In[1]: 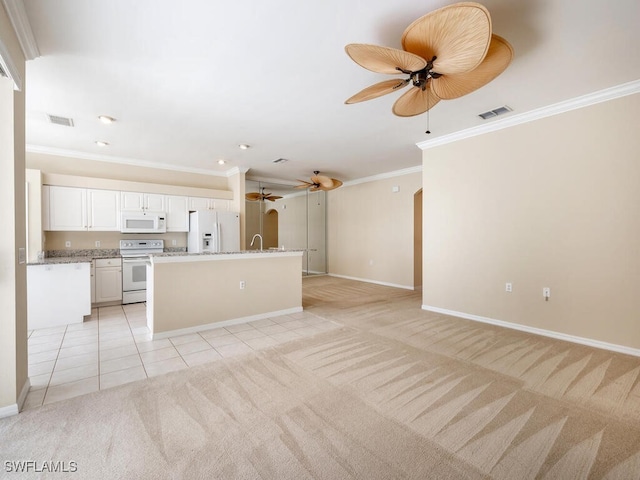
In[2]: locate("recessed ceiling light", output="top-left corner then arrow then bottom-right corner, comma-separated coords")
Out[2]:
217,159 -> 226,165
98,115 -> 116,124
238,144 -> 250,150
95,141 -> 109,147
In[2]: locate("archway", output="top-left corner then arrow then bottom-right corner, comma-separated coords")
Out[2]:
263,208 -> 279,249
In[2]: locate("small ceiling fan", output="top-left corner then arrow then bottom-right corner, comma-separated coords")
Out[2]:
245,187 -> 283,202
296,171 -> 343,192
344,2 -> 513,120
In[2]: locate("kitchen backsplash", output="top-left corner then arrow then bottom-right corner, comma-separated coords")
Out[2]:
44,231 -> 188,251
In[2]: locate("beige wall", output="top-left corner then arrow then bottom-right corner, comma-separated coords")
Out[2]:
27,152 -> 230,190
422,93 -> 640,350
0,4 -> 28,413
148,254 -> 302,334
327,172 -> 422,289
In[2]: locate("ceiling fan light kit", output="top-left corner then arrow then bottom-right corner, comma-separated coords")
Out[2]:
344,2 -> 513,126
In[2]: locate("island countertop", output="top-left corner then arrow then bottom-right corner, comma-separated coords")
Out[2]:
149,249 -> 304,263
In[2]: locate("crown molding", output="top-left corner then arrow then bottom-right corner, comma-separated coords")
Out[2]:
342,165 -> 422,187
1,0 -> 39,60
225,166 -> 249,177
26,144 -> 231,177
417,80 -> 640,151
0,35 -> 22,90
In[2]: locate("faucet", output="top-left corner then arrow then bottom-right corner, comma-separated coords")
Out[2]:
250,233 -> 263,251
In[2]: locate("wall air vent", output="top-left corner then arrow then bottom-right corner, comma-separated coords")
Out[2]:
478,105 -> 512,120
273,158 -> 288,164
47,114 -> 74,127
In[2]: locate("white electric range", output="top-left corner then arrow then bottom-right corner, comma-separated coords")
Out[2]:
119,239 -> 164,304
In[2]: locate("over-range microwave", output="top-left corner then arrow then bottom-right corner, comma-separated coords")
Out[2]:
120,211 -> 167,233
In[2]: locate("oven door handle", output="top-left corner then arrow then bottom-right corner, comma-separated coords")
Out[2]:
122,257 -> 150,264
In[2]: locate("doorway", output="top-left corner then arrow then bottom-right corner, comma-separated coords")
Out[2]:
414,189 -> 423,290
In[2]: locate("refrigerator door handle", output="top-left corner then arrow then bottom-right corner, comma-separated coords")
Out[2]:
217,222 -> 221,253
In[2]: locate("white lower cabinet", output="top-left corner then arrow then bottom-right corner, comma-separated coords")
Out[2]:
94,258 -> 122,304
27,262 -> 91,330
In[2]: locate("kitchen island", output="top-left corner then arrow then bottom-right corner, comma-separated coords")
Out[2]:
146,250 -> 303,338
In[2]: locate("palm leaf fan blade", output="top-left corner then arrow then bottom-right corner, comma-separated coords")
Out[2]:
392,85 -> 441,117
401,2 -> 491,76
345,44 -> 427,74
431,35 -> 513,99
245,192 -> 262,201
312,174 -> 335,189
346,79 -> 410,104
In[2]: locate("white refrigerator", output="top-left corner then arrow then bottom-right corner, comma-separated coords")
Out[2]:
188,211 -> 240,253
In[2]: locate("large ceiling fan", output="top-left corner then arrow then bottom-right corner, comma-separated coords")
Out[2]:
296,171 -> 343,192
344,2 -> 513,121
245,187 -> 283,202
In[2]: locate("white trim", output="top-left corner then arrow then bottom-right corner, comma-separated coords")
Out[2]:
0,378 -> 29,418
1,0 -> 39,60
225,166 -> 249,177
247,166 -> 423,191
0,35 -> 22,91
26,144 -> 231,177
151,306 -> 303,340
421,305 -> 640,357
341,165 -> 423,187
0,403 -> 18,418
417,80 -> 640,151
328,273 -> 414,291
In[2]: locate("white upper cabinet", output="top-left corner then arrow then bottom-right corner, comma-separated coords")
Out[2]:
47,186 -> 120,232
165,195 -> 189,232
121,191 -> 166,212
87,189 -> 120,231
188,197 -> 229,212
48,186 -> 87,231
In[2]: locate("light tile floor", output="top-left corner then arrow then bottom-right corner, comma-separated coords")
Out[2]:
24,303 -> 339,410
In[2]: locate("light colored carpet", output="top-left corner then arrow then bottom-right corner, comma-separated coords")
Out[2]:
1,276 -> 639,479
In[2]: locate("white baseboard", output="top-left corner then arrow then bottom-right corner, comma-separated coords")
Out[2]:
328,273 -> 414,291
151,307 -> 303,340
422,305 -> 640,357
0,378 -> 30,418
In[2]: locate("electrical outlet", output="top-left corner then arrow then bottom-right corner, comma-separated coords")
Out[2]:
95,241 -> 101,248
172,239 -> 177,246
369,259 -> 374,266
239,280 -> 246,290
543,287 -> 551,300
505,282 -> 512,293
65,241 -> 71,248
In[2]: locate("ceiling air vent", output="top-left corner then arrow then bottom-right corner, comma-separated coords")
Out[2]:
478,105 -> 512,120
47,114 -> 74,127
273,158 -> 288,164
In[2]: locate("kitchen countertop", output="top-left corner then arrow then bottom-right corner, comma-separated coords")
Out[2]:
151,249 -> 302,257
28,256 -> 96,266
